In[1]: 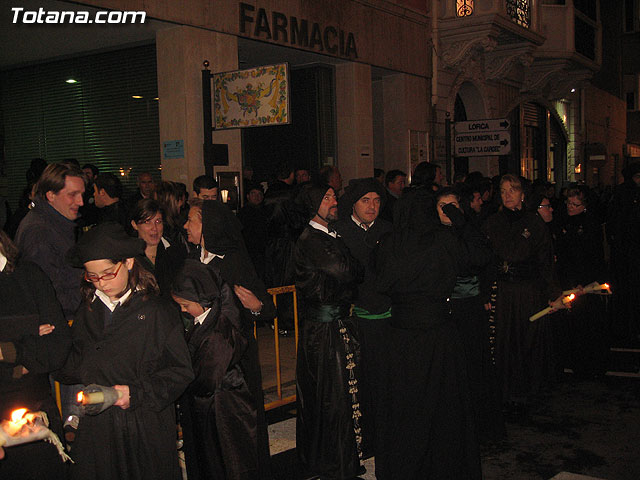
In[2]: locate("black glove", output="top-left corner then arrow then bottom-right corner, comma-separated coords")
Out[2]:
442,203 -> 466,228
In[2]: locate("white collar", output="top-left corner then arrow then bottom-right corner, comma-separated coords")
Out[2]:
194,308 -> 211,326
351,214 -> 374,230
309,220 -> 337,238
160,237 -> 170,249
0,252 -> 7,272
95,288 -> 133,312
200,249 -> 225,265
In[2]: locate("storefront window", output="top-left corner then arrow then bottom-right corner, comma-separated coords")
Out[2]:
456,0 -> 474,17
507,0 -> 531,28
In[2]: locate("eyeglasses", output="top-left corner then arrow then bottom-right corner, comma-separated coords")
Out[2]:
84,262 -> 123,283
538,204 -> 553,209
566,201 -> 583,208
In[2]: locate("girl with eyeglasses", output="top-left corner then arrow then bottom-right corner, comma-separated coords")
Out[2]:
55,222 -> 193,480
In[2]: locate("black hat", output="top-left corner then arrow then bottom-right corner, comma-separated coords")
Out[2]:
337,177 -> 386,219
171,259 -> 223,309
295,182 -> 333,219
66,222 -> 145,267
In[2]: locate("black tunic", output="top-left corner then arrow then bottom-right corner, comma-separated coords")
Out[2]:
375,190 -> 487,480
483,208 -> 559,399
56,292 -> 194,480
136,239 -> 186,297
0,260 -> 71,480
293,225 -> 364,480
182,279 -> 258,480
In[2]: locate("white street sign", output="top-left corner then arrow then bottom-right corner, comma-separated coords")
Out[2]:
454,118 -> 511,156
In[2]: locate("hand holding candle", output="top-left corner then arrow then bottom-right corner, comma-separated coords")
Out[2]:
77,384 -> 124,415
529,293 -> 576,322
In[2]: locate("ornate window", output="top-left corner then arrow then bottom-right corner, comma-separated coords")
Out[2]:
507,0 -> 531,28
456,0 -> 474,17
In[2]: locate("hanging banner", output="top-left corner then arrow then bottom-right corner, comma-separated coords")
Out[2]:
213,62 -> 290,129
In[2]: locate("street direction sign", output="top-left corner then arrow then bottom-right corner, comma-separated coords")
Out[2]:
454,118 -> 511,156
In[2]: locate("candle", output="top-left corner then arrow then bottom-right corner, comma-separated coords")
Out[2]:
562,281 -> 612,297
529,293 -> 576,322
0,408 -> 49,447
77,390 -> 106,405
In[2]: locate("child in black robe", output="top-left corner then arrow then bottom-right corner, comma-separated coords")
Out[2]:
57,222 -> 194,480
172,259 -> 258,480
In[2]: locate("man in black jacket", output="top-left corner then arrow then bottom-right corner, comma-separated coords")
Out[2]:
14,161 -> 86,440
332,177 -> 392,460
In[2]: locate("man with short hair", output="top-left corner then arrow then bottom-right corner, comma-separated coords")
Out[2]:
293,182 -> 364,479
380,169 -> 406,222
93,173 -> 128,227
295,168 -> 311,185
318,165 -> 343,194
15,161 -> 86,441
16,162 -> 85,320
126,172 -> 156,210
332,177 -> 392,460
193,175 -> 219,200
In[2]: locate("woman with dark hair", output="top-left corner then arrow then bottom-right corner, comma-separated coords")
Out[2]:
130,199 -> 187,296
483,174 -> 561,412
556,186 -> 608,376
172,259 -> 258,480
411,161 -> 444,190
155,181 -> 189,253
56,222 -> 193,480
375,186 -> 490,479
0,230 -> 71,479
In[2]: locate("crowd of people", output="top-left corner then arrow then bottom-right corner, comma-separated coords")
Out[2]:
0,156 -> 638,480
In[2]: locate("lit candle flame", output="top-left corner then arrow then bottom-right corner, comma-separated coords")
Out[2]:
77,391 -> 84,403
603,283 -> 609,289
568,293 -> 575,301
10,409 -> 27,423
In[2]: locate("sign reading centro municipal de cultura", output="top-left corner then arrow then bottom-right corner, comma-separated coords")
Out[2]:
454,119 -> 511,157
239,3 -> 358,59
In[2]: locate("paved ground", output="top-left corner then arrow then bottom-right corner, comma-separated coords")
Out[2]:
257,328 -> 640,480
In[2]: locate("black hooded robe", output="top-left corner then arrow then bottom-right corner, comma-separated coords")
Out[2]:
199,200 -> 275,480
56,292 -> 194,480
293,222 -> 364,480
175,262 -> 258,480
374,187 -> 485,480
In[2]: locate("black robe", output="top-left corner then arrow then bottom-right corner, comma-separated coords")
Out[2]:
200,200 -> 274,479
136,239 -> 187,297
331,216 -> 392,458
182,278 -> 258,480
293,224 -> 364,480
483,208 -> 560,400
374,189 -> 487,480
56,292 -> 194,480
555,211 -> 608,375
0,260 -> 71,480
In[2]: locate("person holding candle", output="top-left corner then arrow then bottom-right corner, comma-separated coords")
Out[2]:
483,174 -> 561,415
0,230 -> 71,479
555,186 -> 608,377
171,259 -> 258,480
56,222 -> 194,480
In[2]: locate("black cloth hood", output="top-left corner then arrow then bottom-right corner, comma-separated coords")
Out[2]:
66,221 -> 145,267
337,177 -> 386,220
295,182 -> 333,220
171,259 -> 222,309
201,200 -> 244,255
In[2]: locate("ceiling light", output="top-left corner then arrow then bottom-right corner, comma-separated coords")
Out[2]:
131,95 -> 143,99
570,88 -> 576,93
66,79 -> 78,84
